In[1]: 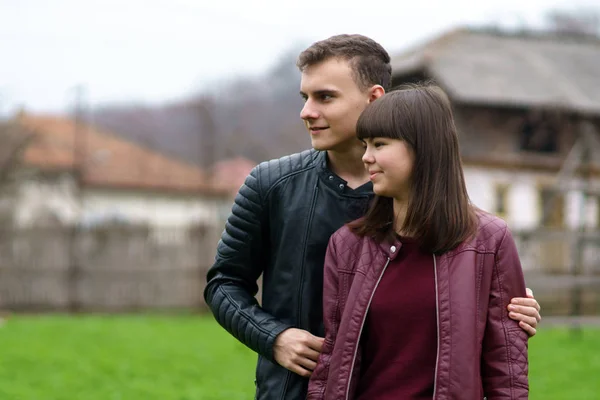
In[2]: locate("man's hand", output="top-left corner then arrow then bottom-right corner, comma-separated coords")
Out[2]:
273,328 -> 324,377
508,287 -> 541,337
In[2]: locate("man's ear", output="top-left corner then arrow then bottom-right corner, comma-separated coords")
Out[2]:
368,85 -> 385,103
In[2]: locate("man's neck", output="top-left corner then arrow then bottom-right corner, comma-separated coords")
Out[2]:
326,144 -> 369,189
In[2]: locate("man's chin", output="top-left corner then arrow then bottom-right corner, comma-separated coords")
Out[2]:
310,138 -> 330,151
311,136 -> 358,152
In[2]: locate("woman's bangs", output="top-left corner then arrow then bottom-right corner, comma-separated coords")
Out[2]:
356,99 -> 400,140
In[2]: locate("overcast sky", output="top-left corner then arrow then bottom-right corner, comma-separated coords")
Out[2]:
0,0 -> 596,115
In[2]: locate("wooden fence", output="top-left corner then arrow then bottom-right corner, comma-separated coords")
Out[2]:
0,224 -> 219,312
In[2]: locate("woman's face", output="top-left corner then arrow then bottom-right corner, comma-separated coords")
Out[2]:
361,137 -> 415,199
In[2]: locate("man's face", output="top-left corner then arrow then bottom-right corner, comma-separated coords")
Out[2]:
300,58 -> 372,152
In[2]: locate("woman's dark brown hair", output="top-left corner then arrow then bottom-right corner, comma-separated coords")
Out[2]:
349,83 -> 477,254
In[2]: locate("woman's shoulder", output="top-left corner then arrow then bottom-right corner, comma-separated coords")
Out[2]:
466,209 -> 511,250
328,224 -> 383,272
330,224 -> 366,246
457,208 -> 510,252
329,224 -> 382,258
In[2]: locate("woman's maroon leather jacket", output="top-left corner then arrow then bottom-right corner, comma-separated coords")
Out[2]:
307,212 -> 529,400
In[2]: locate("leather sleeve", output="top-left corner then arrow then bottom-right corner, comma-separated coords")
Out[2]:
307,234 -> 341,399
203,162 -> 292,363
482,226 -> 529,399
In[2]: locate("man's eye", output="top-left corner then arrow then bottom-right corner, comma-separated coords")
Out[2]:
320,94 -> 332,101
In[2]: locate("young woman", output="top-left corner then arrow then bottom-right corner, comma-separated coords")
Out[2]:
307,84 -> 529,400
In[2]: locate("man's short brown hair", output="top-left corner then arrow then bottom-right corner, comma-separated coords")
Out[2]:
297,34 -> 392,91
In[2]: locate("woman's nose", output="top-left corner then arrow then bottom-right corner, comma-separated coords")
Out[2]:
362,149 -> 373,164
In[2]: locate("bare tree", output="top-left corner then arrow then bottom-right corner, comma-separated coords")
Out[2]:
197,96 -> 217,168
92,42 -> 311,165
0,121 -> 34,226
545,8 -> 600,37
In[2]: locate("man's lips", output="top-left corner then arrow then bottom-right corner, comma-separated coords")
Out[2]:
309,126 -> 329,134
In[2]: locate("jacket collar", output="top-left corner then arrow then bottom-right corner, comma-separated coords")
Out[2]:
315,150 -> 372,196
377,236 -> 403,261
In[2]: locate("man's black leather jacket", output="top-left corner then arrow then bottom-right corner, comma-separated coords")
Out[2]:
204,149 -> 373,399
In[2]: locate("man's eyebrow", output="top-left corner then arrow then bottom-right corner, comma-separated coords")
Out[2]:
315,89 -> 340,96
299,89 -> 340,97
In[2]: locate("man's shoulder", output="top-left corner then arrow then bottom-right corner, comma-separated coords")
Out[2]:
254,149 -> 322,190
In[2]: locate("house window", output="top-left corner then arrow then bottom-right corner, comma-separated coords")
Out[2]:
494,184 -> 509,218
539,187 -> 565,228
520,111 -> 559,153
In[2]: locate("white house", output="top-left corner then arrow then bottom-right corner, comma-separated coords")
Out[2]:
9,112 -> 236,230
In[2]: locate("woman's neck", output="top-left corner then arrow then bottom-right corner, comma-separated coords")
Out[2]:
393,196 -> 410,236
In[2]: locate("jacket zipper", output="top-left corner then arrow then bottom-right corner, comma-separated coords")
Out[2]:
296,185 -> 319,322
345,256 -> 391,400
283,185 -> 319,397
432,254 -> 440,399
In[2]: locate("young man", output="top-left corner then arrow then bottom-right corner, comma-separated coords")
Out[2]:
204,34 -> 541,400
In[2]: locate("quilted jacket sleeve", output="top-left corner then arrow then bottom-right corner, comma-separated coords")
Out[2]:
482,226 -> 529,399
203,165 -> 292,363
307,233 -> 341,399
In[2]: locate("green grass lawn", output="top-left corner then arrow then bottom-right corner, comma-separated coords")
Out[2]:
0,314 -> 597,399
0,314 -> 256,400
529,326 -> 600,400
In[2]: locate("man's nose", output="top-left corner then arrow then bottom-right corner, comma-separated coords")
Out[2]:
300,101 -> 319,120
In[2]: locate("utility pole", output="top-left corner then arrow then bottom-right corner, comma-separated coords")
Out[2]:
196,97 -> 217,307
570,120 -> 597,334
68,84 -> 87,313
198,97 -> 216,170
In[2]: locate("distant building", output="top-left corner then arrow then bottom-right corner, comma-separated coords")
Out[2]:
209,156 -> 256,196
8,112 -> 235,229
391,27 -> 600,272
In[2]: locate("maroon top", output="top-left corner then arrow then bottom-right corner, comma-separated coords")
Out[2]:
355,238 -> 437,400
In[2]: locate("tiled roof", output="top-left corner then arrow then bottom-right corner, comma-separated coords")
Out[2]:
210,157 -> 256,195
16,113 -> 227,195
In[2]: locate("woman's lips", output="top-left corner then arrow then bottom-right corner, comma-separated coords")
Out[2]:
369,171 -> 381,180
